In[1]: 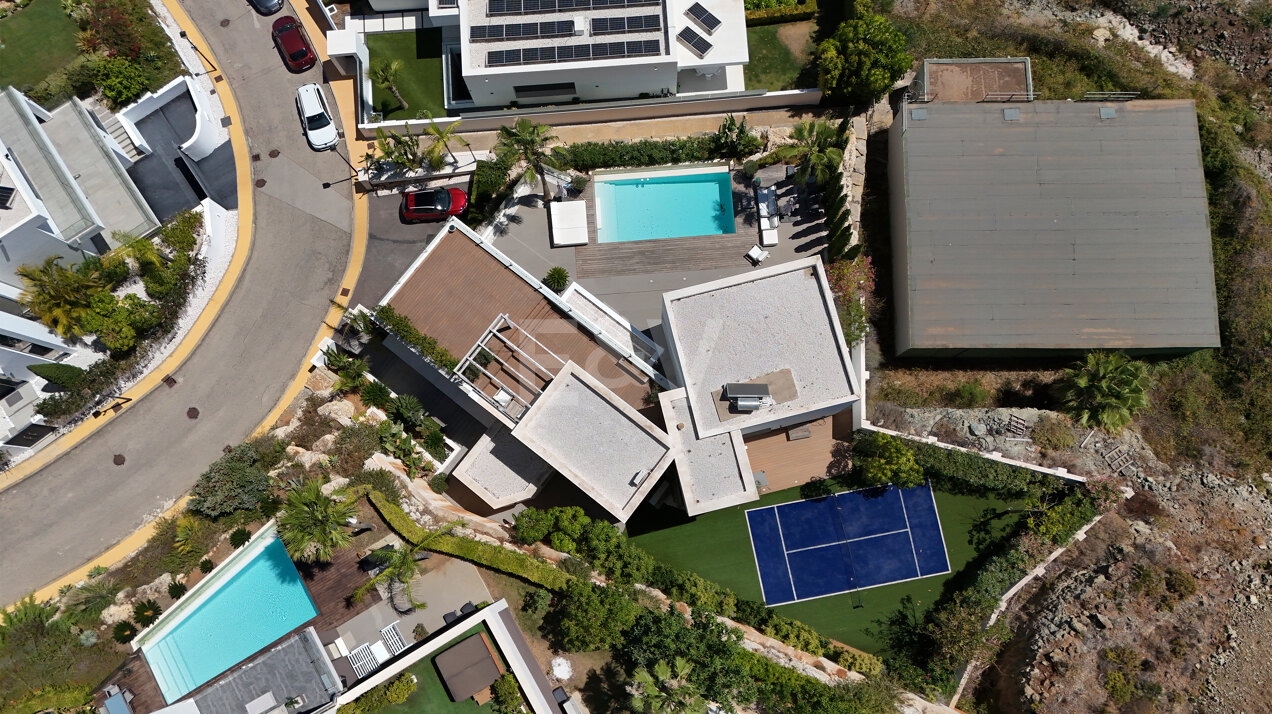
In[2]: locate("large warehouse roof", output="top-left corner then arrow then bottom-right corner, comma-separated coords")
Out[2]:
892,99 -> 1220,353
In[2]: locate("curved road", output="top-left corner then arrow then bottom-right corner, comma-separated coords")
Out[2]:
0,0 -> 354,604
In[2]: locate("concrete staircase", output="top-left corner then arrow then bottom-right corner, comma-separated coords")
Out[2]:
87,103 -> 146,163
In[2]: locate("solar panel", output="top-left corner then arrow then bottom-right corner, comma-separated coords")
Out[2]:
487,48 -> 522,65
486,0 -> 658,14
591,14 -> 659,34
677,26 -> 712,56
686,2 -> 721,32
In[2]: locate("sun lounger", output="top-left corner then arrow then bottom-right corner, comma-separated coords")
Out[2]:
746,245 -> 769,265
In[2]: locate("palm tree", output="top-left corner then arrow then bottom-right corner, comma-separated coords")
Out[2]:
278,479 -> 358,563
352,522 -> 458,608
772,120 -> 847,187
369,58 -> 408,112
422,111 -> 473,165
494,118 -> 559,205
630,658 -> 706,714
17,256 -> 105,339
1057,351 -> 1150,433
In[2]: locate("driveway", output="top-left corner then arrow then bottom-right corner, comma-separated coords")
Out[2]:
0,0 -> 353,604
350,188 -> 467,308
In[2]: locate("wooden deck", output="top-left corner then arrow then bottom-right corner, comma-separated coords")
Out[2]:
94,653 -> 165,714
744,416 -> 852,494
387,232 -> 651,409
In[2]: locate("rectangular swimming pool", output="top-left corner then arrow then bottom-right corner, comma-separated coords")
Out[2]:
595,169 -> 736,243
139,533 -> 318,702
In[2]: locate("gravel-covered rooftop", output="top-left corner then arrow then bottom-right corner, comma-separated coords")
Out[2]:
662,391 -> 756,515
451,427 -> 553,509
662,257 -> 858,438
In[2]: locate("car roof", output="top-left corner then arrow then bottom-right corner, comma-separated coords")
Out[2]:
275,21 -> 308,53
296,84 -> 325,114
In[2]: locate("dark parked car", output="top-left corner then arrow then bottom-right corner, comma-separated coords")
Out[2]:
271,16 -> 316,72
247,0 -> 284,15
400,188 -> 468,222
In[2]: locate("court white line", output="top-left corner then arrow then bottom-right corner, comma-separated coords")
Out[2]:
783,527 -> 912,554
898,487 -> 923,575
773,507 -> 799,601
925,480 -> 953,572
743,507 -> 773,605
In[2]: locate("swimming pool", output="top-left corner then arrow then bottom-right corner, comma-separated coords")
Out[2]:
594,169 -> 736,243
138,529 -> 318,703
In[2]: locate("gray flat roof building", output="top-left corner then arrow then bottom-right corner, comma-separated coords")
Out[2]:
888,98 -> 1220,355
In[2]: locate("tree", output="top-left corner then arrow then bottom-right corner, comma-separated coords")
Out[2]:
421,110 -> 472,165
551,579 -> 638,652
278,479 -> 357,563
513,507 -> 555,544
543,266 -> 570,293
816,12 -> 912,107
495,118 -> 560,205
188,443 -> 272,518
95,56 -> 149,106
17,256 -> 105,339
1058,351 -> 1150,433
852,432 -> 923,488
771,120 -> 847,187
369,58 -> 408,112
491,673 -> 524,714
352,522 -> 457,606
631,658 -> 707,714
621,610 -> 755,709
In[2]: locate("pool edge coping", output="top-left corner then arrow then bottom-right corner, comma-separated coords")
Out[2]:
592,161 -> 737,243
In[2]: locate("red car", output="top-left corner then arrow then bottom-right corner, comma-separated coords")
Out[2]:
271,16 -> 316,72
400,188 -> 468,222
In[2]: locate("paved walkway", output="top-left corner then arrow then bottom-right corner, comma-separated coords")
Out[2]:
0,0 -> 356,605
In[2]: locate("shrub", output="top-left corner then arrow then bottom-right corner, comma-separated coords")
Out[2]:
360,380 -> 392,410
79,629 -> 99,647
167,581 -> 187,599
188,442 -> 272,517
491,673 -> 522,714
742,159 -> 760,177
713,114 -> 763,160
199,558 -> 213,573
28,363 -> 87,391
384,673 -> 416,704
412,623 -> 428,641
158,210 -> 202,253
1058,351 -> 1150,433
373,304 -> 459,371
543,266 -> 570,293
947,380 -> 990,408
338,673 -> 417,714
549,531 -> 577,554
559,136 -> 717,172
513,507 -> 555,544
350,468 -> 403,506
87,565 -> 109,579
816,9 -> 912,107
852,432 -> 924,488
95,56 -> 149,107
329,422 -> 382,479
1032,414 -> 1076,452
523,587 -> 551,614
746,0 -> 818,24
465,153 -> 516,224
132,599 -> 161,627
112,621 -> 137,643
229,527 -> 251,549
551,579 -> 639,651
428,472 -> 450,494
835,648 -> 884,678
420,428 -> 446,461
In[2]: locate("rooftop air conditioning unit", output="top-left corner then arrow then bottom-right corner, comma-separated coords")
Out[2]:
574,16 -> 585,35
725,382 -> 773,412
734,396 -> 765,412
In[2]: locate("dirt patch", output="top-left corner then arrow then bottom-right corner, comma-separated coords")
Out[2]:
869,364 -> 1063,409
775,20 -> 814,61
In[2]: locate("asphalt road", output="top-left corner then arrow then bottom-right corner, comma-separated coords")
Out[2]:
0,0 -> 353,604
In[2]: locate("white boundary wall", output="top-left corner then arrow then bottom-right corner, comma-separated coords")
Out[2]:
859,421 -> 1088,484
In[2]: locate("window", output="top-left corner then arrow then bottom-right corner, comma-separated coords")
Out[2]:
514,82 -> 577,99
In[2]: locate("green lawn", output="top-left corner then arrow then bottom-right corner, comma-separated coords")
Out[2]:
743,23 -> 812,92
381,625 -> 502,713
365,29 -> 446,121
0,0 -> 81,89
629,485 -> 1022,653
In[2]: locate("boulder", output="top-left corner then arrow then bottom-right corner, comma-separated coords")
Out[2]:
318,399 -> 356,426
293,449 -> 327,470
99,603 -> 133,626
322,477 -> 351,496
135,573 -> 173,602
311,433 -> 337,453
270,423 -> 297,442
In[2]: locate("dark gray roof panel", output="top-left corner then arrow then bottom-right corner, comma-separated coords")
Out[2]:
896,99 -> 1220,351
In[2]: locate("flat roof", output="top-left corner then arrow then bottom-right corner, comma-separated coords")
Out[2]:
662,257 -> 859,438
894,99 -> 1220,352
435,633 -> 503,702
667,0 -> 748,69
659,388 -> 756,516
451,427 -> 553,509
189,629 -> 338,714
512,362 -> 673,520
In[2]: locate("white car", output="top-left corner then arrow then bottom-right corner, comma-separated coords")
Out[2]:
295,83 -> 338,151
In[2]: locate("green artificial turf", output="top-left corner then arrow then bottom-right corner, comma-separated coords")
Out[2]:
0,0 -> 81,90
629,485 -> 1023,653
365,29 -> 447,121
743,24 -> 811,92
380,625 -> 502,713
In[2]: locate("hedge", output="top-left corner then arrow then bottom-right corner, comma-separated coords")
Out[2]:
746,0 -> 818,26
372,304 -> 459,372
557,137 -> 718,172
28,363 -> 87,391
367,491 -> 570,590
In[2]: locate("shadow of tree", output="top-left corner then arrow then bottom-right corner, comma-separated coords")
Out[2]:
580,661 -> 629,714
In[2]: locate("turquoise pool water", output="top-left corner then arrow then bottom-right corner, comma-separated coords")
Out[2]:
595,171 -> 736,243
142,537 -> 318,703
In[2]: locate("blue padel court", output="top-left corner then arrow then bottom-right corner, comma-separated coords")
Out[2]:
745,483 -> 951,606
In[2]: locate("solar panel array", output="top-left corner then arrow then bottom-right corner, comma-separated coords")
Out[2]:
487,38 -> 660,66
677,26 -> 712,56
470,19 -> 575,41
488,0 -> 659,15
590,14 -> 661,35
686,2 -> 721,32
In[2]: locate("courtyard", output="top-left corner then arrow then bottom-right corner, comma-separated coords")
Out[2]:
366,28 -> 446,121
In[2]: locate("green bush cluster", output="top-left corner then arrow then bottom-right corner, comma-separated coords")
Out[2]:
851,431 -> 924,489
82,292 -> 161,355
158,210 -> 202,254
368,492 -> 570,590
744,0 -> 797,9
745,0 -> 818,25
372,304 -> 458,371
167,581 -> 187,599
187,442 -> 274,518
557,137 -> 716,172
428,472 -> 450,494
95,56 -> 148,106
465,153 -> 516,224
743,650 -> 898,714
512,506 -> 653,584
359,380 -> 392,410
349,468 -> 403,507
28,363 -> 87,391
336,673 -> 417,714
229,527 -> 251,549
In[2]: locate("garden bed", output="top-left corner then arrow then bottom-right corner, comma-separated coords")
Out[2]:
365,29 -> 446,121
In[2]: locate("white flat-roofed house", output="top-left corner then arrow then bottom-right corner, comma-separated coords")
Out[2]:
456,0 -> 747,106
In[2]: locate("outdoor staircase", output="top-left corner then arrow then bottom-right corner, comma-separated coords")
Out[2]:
88,102 -> 146,163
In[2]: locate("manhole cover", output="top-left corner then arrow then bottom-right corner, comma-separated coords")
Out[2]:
251,153 -> 261,162
255,179 -> 266,188
268,149 -> 280,158
187,407 -> 200,419
219,18 -> 230,26
113,454 -> 126,466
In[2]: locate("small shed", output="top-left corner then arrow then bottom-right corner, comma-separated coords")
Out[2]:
434,633 -> 504,702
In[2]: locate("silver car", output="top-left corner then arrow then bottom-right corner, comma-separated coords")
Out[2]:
294,83 -> 338,151
247,0 -> 284,15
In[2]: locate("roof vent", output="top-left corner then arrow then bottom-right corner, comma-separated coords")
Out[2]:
1003,108 -> 1020,121
910,108 -> 927,120
725,382 -> 773,412
1099,106 -> 1117,119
